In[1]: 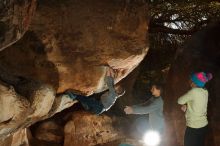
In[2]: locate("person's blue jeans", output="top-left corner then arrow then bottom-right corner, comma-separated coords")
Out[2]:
67,92 -> 104,115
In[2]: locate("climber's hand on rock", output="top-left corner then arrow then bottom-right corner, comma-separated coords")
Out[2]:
106,66 -> 116,78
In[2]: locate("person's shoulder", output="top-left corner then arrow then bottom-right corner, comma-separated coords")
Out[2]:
191,87 -> 206,91
187,88 -> 198,94
153,96 -> 163,103
191,87 -> 208,94
158,96 -> 164,103
158,96 -> 163,100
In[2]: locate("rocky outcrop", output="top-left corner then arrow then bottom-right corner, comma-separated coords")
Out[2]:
0,80 -> 76,138
0,0 -> 149,94
34,121 -> 63,144
64,111 -> 123,146
0,0 -> 148,141
0,128 -> 32,146
0,0 -> 36,51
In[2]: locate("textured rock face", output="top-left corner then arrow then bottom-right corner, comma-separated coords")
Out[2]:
64,112 -> 123,146
0,0 -> 149,94
0,82 -> 29,124
0,128 -> 32,146
0,80 -> 76,138
0,0 -> 36,51
164,23 -> 220,146
34,121 -> 63,144
0,0 -> 148,142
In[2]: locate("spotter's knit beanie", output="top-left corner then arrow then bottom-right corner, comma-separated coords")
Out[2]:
191,72 -> 213,87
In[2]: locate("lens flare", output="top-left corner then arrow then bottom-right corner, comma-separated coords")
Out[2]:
143,130 -> 160,146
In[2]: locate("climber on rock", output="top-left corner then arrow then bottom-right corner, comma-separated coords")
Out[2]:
65,66 -> 125,115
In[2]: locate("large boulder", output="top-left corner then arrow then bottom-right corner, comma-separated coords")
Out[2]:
0,0 -> 148,140
0,79 -> 76,138
0,0 -> 36,51
0,0 -> 149,94
64,111 -> 123,146
0,128 -> 32,146
34,121 -> 63,144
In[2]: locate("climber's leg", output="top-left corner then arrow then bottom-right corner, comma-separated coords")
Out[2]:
66,91 -> 104,114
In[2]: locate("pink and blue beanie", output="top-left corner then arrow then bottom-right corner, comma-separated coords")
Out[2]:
191,72 -> 213,87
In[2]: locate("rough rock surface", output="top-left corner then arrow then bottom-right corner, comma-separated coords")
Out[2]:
0,0 -> 148,142
64,111 -> 123,146
0,0 -> 149,94
34,121 -> 63,143
0,128 -> 32,146
0,0 -> 36,51
0,79 -> 76,138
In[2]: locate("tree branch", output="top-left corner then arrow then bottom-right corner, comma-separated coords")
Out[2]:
149,25 -> 198,35
149,19 -> 209,35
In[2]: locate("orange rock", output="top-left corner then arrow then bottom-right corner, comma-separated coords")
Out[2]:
0,0 -> 149,94
0,128 -> 32,146
34,121 -> 63,143
0,0 -> 37,51
64,111 -> 123,146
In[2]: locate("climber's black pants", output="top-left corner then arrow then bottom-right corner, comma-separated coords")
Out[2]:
184,125 -> 208,146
